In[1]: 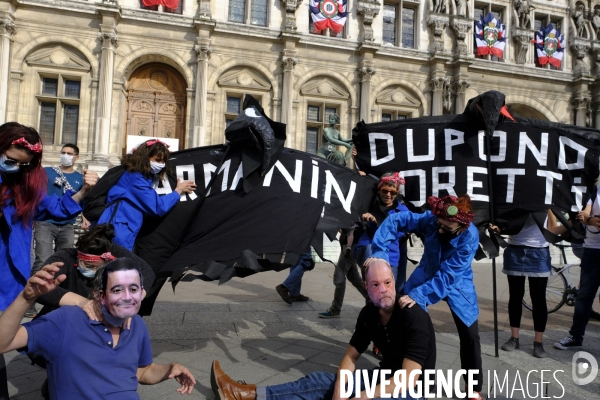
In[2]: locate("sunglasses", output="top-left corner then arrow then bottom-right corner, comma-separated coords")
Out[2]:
436,219 -> 461,234
379,189 -> 398,196
3,156 -> 31,168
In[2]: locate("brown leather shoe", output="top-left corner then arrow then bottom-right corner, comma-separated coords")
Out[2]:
210,360 -> 256,400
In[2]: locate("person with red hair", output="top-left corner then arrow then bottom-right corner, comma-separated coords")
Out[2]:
0,122 -> 97,399
368,194 -> 485,400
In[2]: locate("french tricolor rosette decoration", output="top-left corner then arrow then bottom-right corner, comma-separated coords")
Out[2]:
309,0 -> 348,34
533,23 -> 564,68
474,12 -> 506,58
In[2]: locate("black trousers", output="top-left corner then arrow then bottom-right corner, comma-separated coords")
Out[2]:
0,353 -> 9,400
507,275 -> 548,333
451,309 -> 483,393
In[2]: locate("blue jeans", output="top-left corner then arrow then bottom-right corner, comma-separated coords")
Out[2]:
33,221 -> 75,275
282,252 -> 313,297
569,248 -> 600,342
258,370 -> 422,400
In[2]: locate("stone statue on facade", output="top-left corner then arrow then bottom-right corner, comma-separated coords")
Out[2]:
433,0 -> 446,14
515,0 -> 534,29
592,9 -> 600,40
317,113 -> 353,166
573,5 -> 587,38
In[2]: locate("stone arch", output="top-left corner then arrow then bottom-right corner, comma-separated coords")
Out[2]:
116,49 -> 193,88
505,94 -> 558,122
208,59 -> 278,98
294,71 -> 355,105
371,79 -> 427,116
13,37 -> 97,77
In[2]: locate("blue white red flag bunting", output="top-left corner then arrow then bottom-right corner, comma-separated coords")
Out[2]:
474,12 -> 506,58
309,0 -> 348,34
533,23 -> 564,68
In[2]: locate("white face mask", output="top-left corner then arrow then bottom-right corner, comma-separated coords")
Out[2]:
150,161 -> 165,175
60,154 -> 74,167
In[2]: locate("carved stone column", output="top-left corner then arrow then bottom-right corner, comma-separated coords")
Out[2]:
281,51 -> 298,139
0,19 -> 15,125
571,38 -> 591,74
193,40 -> 212,147
450,16 -> 471,57
451,79 -> 469,113
571,97 -> 591,126
429,77 -> 448,116
427,14 -> 449,55
357,0 -> 381,43
592,99 -> 600,129
280,0 -> 302,33
512,27 -> 533,65
358,62 -> 376,122
93,28 -> 118,161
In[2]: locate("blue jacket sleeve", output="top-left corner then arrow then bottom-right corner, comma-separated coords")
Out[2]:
408,244 -> 477,308
126,174 -> 180,217
34,191 -> 82,221
371,211 -> 425,261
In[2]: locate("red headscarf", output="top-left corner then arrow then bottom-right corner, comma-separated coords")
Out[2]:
377,172 -> 406,189
428,195 -> 475,226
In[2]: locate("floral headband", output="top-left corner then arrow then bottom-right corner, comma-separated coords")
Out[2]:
377,172 -> 406,189
428,195 -> 475,226
77,250 -> 116,263
12,137 -> 42,153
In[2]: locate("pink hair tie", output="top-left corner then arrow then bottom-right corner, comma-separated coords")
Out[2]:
77,250 -> 116,263
145,139 -> 170,148
12,137 -> 42,153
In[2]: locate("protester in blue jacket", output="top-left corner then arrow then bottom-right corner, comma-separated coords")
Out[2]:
97,139 -> 196,250
368,194 -> 484,400
0,122 -> 97,400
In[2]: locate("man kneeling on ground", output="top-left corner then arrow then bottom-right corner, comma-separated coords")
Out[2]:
211,259 -> 436,400
0,258 -> 196,399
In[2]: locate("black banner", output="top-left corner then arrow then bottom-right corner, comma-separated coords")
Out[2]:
134,145 -> 375,313
353,115 -> 600,219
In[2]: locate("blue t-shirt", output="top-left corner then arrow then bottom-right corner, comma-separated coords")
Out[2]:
43,167 -> 83,225
23,306 -> 153,400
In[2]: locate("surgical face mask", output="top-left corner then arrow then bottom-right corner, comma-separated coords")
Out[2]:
0,154 -> 22,174
150,161 -> 165,175
77,265 -> 97,279
60,154 -> 74,167
101,305 -> 126,327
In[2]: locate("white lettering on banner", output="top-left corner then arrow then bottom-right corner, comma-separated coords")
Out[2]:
496,168 -> 526,203
218,160 -> 232,192
174,165 -> 198,201
203,163 -> 217,195
407,129 -> 435,162
153,176 -> 173,196
369,132 -> 395,166
324,170 -> 356,213
230,162 -> 243,190
537,170 -> 563,204
571,185 -> 586,211
558,136 -> 587,170
466,167 -> 489,202
432,166 -> 457,197
478,130 -> 507,162
311,160 -> 319,199
445,129 -> 465,160
518,132 -> 548,166
401,169 -> 427,206
263,160 -> 303,193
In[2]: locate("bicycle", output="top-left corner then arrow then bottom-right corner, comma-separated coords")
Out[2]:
522,243 -> 580,314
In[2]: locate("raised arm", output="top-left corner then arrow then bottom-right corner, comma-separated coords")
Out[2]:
0,263 -> 66,353
371,211 -> 427,261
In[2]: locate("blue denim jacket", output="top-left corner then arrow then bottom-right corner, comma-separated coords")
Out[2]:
0,175 -> 82,310
98,171 -> 181,250
371,210 -> 480,327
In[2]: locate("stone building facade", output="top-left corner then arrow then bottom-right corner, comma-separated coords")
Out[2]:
0,0 -> 598,171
